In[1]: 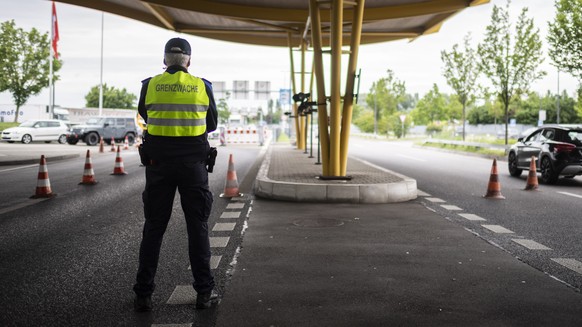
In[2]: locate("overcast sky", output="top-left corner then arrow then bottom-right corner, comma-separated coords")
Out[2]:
0,0 -> 579,108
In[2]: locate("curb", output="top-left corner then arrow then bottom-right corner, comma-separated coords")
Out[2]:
254,147 -> 417,203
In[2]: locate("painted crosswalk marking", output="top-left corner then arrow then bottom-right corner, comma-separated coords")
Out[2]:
426,197 -> 445,203
481,225 -> 514,234
551,258 -> 582,275
512,239 -> 551,250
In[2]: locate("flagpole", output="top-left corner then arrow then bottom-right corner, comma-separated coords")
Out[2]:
49,2 -> 54,119
98,12 -> 104,116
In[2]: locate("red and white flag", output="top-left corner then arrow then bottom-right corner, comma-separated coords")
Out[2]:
51,1 -> 59,59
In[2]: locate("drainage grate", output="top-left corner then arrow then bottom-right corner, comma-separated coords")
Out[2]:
292,218 -> 344,228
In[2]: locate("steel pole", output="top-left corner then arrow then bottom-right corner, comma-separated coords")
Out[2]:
329,0 -> 343,176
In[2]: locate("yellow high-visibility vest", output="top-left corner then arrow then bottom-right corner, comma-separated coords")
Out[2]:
145,71 -> 209,137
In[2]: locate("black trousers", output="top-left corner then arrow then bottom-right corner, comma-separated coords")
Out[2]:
134,161 -> 215,297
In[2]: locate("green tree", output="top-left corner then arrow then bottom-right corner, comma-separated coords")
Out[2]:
0,20 -> 62,122
216,91 -> 231,124
548,0 -> 582,81
441,33 -> 479,140
353,110 -> 375,133
478,1 -> 546,144
365,69 -> 406,134
85,83 -> 136,109
410,84 -> 447,125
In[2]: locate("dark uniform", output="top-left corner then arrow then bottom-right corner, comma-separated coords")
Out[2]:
133,38 -> 218,310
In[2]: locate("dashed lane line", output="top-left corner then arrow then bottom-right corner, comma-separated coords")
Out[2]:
482,225 -> 514,234
212,223 -> 236,232
551,258 -> 582,275
166,285 -> 197,305
557,191 -> 582,200
417,190 -> 431,197
512,239 -> 552,250
426,197 -> 446,203
441,205 -> 462,211
458,213 -> 487,221
220,211 -> 241,219
189,256 -> 221,270
209,237 -> 230,248
226,203 -> 245,209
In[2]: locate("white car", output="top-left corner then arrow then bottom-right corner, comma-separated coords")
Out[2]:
1,120 -> 69,144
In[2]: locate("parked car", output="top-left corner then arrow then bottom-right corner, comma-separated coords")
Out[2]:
1,119 -> 69,144
66,117 -> 138,146
507,125 -> 582,184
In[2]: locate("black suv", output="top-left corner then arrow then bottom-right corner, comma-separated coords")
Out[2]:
508,125 -> 582,184
67,117 -> 138,146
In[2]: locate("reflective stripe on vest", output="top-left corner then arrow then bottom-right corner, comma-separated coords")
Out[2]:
145,71 -> 209,137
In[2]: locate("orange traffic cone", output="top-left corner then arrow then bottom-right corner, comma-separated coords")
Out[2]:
79,150 -> 98,185
99,137 -> 105,153
111,146 -> 127,175
123,136 -> 129,150
220,154 -> 242,198
484,158 -> 505,199
110,137 -> 116,152
524,156 -> 539,191
31,155 -> 56,198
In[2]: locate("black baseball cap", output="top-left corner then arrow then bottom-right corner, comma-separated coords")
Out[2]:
164,37 -> 191,55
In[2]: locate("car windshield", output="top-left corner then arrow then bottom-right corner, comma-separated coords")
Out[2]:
19,121 -> 37,127
85,118 -> 104,125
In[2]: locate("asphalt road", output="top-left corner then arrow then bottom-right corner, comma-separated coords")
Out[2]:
0,142 -> 264,326
349,137 -> 582,292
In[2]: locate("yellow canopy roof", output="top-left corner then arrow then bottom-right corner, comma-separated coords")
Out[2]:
55,0 -> 489,47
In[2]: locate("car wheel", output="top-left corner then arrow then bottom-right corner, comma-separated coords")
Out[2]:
21,134 -> 32,144
540,157 -> 558,184
85,132 -> 99,146
126,133 -> 135,146
58,134 -> 67,144
508,152 -> 522,177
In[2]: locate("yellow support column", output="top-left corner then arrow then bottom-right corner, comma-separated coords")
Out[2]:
340,0 -> 365,176
309,0 -> 330,176
299,40 -> 307,150
329,0 -> 343,176
287,33 -> 300,149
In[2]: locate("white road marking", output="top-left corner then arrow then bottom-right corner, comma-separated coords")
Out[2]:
458,213 -> 486,221
426,197 -> 446,203
482,225 -> 514,234
226,203 -> 245,209
220,211 -> 241,219
0,198 -> 50,215
417,190 -> 431,197
512,239 -> 552,250
557,191 -> 582,200
441,205 -> 462,211
209,237 -> 230,247
189,256 -> 221,270
551,258 -> 582,275
213,223 -> 236,231
166,285 -> 196,305
397,154 -> 426,162
0,164 -> 37,173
